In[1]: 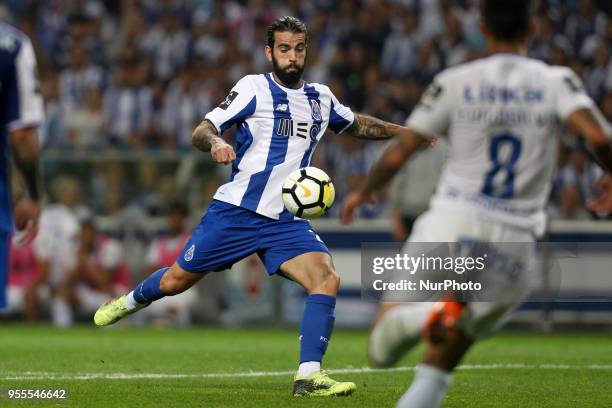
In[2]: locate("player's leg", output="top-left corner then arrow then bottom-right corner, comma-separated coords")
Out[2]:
395,301 -> 473,408
94,200 -> 260,326
94,262 -> 205,326
368,302 -> 433,367
279,251 -> 356,396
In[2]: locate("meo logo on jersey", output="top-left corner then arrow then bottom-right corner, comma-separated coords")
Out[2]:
184,244 -> 195,262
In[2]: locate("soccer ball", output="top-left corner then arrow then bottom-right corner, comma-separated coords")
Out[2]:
282,167 -> 335,219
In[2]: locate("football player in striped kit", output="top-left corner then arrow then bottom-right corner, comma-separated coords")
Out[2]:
95,16 -> 423,397
0,22 -> 44,310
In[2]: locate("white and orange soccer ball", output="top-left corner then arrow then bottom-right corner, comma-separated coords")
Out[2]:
282,167 -> 335,219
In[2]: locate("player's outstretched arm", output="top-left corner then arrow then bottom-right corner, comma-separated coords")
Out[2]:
10,127 -> 41,243
191,119 -> 236,164
567,108 -> 612,172
340,128 -> 430,224
567,108 -> 612,213
344,113 -> 412,140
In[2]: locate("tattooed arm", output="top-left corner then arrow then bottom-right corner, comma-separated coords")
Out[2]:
340,126 -> 431,224
191,119 -> 236,164
345,113 -> 413,140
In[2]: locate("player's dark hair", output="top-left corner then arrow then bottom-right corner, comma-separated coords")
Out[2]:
482,0 -> 532,41
266,16 -> 307,48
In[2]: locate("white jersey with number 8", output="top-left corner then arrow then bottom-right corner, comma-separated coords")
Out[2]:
406,54 -> 596,236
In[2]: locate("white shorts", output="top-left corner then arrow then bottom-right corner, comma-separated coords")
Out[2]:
406,203 -> 536,338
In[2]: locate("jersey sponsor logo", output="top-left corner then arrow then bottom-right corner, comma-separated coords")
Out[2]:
275,103 -> 289,112
463,86 -> 544,104
310,100 -> 322,121
184,244 -> 195,262
277,118 -> 311,139
219,91 -> 238,110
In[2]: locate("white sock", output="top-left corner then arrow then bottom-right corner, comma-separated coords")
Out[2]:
298,361 -> 321,377
124,291 -> 140,311
396,364 -> 452,408
51,298 -> 73,328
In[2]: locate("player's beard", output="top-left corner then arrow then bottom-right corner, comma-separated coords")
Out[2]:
272,55 -> 304,88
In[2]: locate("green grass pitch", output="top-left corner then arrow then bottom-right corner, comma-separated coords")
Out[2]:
0,325 -> 610,407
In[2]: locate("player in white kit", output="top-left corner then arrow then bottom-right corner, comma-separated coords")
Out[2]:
341,1 -> 612,407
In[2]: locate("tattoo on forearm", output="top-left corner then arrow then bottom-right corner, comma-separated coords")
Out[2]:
191,119 -> 221,152
347,114 -> 403,140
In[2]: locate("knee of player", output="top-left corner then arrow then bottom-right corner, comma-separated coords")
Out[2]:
314,263 -> 340,291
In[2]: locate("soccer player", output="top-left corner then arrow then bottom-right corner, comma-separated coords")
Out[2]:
0,22 -> 44,309
341,1 -> 612,407
94,16 -> 415,397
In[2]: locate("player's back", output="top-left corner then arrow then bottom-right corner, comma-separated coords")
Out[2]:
408,54 -> 595,235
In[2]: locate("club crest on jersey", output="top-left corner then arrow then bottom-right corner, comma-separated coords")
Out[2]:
184,244 -> 195,262
310,100 -> 322,121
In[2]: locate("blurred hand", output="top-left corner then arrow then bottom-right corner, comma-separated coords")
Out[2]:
587,174 -> 612,214
340,191 -> 375,225
211,140 -> 236,165
13,198 -> 40,245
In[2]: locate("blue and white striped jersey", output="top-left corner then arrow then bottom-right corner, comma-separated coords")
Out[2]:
206,73 -> 354,220
0,23 -> 44,233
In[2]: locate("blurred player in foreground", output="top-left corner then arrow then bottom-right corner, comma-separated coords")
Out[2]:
94,16 -> 419,397
0,22 -> 44,309
342,1 -> 612,407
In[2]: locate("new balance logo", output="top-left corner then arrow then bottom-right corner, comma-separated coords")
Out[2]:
276,103 -> 288,112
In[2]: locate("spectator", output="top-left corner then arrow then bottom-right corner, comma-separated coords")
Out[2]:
160,65 -> 212,148
54,210 -> 130,327
141,9 -> 189,81
104,50 -> 153,147
142,202 -> 196,326
65,87 -> 106,148
381,7 -> 420,78
58,42 -> 104,116
2,240 -> 47,321
34,175 -> 82,327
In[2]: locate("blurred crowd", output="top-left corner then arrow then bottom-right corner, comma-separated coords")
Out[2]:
1,0 -> 611,219
1,1 -> 612,322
